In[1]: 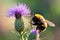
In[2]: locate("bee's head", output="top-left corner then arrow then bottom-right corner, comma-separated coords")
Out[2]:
35,14 -> 43,19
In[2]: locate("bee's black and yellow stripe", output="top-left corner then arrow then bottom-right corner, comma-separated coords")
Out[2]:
32,14 -> 47,32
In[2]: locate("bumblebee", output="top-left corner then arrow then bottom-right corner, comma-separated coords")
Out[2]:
30,14 -> 55,33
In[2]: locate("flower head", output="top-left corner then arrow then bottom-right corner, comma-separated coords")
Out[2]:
8,3 -> 31,17
31,29 -> 38,35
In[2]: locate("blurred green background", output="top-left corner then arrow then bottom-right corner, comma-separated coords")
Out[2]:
0,0 -> 60,40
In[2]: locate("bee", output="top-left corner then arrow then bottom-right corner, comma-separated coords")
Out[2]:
30,14 -> 55,33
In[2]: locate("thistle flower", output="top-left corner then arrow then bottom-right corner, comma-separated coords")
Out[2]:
8,3 -> 31,17
28,29 -> 38,40
31,29 -> 38,35
8,3 -> 31,40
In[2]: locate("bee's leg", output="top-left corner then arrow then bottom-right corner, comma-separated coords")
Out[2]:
39,30 -> 42,33
36,30 -> 41,40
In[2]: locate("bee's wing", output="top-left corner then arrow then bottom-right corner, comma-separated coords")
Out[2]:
46,20 -> 55,27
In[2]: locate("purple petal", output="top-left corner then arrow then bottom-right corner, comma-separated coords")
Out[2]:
32,29 -> 38,35
8,3 -> 31,17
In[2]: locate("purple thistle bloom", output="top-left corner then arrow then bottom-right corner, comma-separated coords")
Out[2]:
31,29 -> 38,35
8,3 -> 31,17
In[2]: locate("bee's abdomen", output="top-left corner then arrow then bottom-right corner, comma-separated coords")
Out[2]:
36,21 -> 47,32
36,24 -> 45,30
